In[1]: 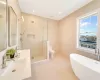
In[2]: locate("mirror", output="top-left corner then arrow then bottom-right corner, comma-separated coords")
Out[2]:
0,0 -> 7,51
8,6 -> 17,47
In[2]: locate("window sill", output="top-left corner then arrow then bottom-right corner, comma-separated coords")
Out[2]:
77,47 -> 95,54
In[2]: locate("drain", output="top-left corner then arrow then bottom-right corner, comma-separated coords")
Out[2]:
12,69 -> 16,72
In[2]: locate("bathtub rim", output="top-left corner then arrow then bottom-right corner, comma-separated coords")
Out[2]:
70,53 -> 100,74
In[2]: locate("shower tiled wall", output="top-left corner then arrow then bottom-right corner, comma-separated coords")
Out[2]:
21,13 -> 59,58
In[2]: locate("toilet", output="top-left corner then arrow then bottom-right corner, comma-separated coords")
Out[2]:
47,41 -> 55,60
49,45 -> 55,59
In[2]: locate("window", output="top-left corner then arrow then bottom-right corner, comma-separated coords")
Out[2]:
77,12 -> 98,52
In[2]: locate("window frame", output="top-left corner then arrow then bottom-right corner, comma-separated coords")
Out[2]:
76,10 -> 100,54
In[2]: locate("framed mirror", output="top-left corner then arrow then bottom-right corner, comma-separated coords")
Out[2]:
0,0 -> 7,51
8,6 -> 17,47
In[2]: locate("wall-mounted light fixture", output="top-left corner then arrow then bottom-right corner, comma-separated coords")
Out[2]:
0,1 -> 6,5
18,16 -> 24,22
22,16 -> 24,22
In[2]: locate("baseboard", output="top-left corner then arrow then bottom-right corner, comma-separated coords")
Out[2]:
31,59 -> 49,64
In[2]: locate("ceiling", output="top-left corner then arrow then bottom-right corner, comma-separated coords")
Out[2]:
18,0 -> 93,20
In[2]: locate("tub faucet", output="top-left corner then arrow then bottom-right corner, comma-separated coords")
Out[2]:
15,47 -> 20,58
97,49 -> 100,61
95,49 -> 100,61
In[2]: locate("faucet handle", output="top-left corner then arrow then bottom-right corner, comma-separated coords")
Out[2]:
95,48 -> 100,56
98,49 -> 100,55
95,48 -> 97,55
2,54 -> 7,69
2,54 -> 6,60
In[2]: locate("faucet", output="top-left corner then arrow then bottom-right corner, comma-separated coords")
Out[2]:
95,49 -> 100,61
97,49 -> 100,61
2,54 -> 7,69
15,47 -> 20,58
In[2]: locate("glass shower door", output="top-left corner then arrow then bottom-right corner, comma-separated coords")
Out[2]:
21,15 -> 48,62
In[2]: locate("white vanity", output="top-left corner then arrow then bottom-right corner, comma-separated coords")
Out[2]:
0,50 -> 31,80
0,0 -> 31,79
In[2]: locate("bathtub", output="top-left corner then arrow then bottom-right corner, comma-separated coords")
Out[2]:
70,53 -> 100,80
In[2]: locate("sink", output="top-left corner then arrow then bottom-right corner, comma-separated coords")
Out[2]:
0,58 -> 26,80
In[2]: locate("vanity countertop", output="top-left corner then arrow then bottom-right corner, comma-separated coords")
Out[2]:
0,49 -> 32,80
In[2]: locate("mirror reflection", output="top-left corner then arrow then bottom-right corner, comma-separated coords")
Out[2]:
8,6 -> 17,47
0,0 -> 7,51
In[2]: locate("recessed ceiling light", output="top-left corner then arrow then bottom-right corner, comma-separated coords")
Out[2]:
58,12 -> 62,14
33,10 -> 35,12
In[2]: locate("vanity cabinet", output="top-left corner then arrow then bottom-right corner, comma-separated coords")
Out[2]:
18,50 -> 32,80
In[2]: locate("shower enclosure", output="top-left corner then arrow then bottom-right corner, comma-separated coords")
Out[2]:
20,13 -> 48,63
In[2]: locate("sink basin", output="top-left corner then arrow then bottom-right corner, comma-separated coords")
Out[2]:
1,58 -> 26,80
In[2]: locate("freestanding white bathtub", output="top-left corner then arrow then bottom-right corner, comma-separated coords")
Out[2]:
70,53 -> 100,80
